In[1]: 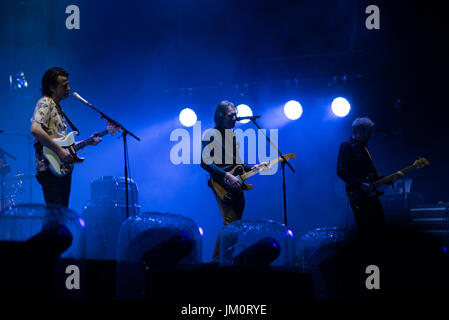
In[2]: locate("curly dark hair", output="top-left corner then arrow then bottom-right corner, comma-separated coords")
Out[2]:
41,67 -> 69,97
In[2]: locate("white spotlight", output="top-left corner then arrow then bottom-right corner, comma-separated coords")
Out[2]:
236,104 -> 253,124
179,108 -> 197,127
284,100 -> 303,120
331,97 -> 351,117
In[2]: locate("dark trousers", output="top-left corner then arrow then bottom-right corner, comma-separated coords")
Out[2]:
36,169 -> 73,208
350,195 -> 385,235
212,190 -> 245,260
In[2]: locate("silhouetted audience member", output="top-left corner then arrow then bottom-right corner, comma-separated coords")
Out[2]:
318,225 -> 449,299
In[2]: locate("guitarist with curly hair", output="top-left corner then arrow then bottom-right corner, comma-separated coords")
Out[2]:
30,67 -> 104,207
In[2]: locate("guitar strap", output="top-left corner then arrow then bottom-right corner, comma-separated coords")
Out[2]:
364,146 -> 373,163
55,104 -> 80,135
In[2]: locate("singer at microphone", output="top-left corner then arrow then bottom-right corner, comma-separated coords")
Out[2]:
30,67 -> 104,209
236,115 -> 261,121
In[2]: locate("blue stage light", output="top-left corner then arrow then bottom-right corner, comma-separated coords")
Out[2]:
284,100 -> 303,120
236,104 -> 253,124
9,72 -> 28,91
179,108 -> 197,127
331,97 -> 351,117
78,217 -> 86,228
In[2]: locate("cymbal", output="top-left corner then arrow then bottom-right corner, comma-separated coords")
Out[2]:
5,173 -> 36,181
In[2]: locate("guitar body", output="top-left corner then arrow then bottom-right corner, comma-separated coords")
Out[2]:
348,188 -> 384,205
42,126 -> 118,177
210,165 -> 253,202
208,153 -> 297,202
348,173 -> 383,202
43,132 -> 84,177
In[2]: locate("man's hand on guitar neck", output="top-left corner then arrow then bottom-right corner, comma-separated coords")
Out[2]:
88,124 -> 118,146
391,170 -> 404,183
250,162 -> 269,171
89,132 -> 103,145
224,172 -> 242,191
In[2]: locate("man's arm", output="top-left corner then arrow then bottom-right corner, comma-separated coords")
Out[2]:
30,122 -> 73,162
74,132 -> 103,148
337,143 -> 364,189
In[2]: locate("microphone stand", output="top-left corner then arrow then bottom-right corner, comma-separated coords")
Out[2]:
77,100 -> 141,219
249,118 -> 295,226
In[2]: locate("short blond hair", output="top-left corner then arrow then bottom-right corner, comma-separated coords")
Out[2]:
352,117 -> 374,135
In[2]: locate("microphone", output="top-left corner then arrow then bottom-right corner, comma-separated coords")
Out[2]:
72,92 -> 91,106
236,115 -> 260,121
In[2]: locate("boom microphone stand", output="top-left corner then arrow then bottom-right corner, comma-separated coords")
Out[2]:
72,93 -> 141,219
239,116 -> 295,226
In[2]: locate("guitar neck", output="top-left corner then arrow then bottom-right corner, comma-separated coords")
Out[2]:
373,164 -> 416,187
74,129 -> 109,151
241,156 -> 285,180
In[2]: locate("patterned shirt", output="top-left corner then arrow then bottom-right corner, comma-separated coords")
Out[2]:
30,96 -> 68,172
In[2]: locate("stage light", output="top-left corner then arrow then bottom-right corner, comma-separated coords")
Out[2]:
25,224 -> 73,258
233,237 -> 281,267
9,72 -> 28,91
78,217 -> 86,228
141,231 -> 195,269
179,108 -> 197,127
331,97 -> 351,117
236,104 -> 253,124
284,100 -> 303,120
198,226 -> 204,237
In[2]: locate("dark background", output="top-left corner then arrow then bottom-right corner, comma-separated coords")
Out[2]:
1,0 -> 447,260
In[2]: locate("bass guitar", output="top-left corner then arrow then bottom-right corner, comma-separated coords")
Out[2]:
210,153 -> 296,202
349,157 -> 429,202
43,125 -> 118,177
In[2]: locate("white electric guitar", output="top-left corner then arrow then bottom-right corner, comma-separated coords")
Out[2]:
43,125 -> 118,177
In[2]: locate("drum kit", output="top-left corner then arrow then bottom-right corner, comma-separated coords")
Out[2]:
0,145 -> 34,212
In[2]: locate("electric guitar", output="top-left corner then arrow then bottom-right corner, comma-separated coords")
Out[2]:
210,153 -> 296,202
349,157 -> 429,203
43,125 -> 118,177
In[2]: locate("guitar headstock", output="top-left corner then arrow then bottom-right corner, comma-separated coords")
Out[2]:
107,124 -> 121,135
414,157 -> 429,169
281,153 -> 296,161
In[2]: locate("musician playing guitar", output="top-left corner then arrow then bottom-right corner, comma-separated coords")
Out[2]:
337,117 -> 404,234
201,101 -> 266,260
30,67 -> 111,207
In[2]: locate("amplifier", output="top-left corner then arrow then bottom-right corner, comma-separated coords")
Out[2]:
82,203 -> 140,260
409,204 -> 449,244
410,204 -> 449,225
90,176 -> 139,205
